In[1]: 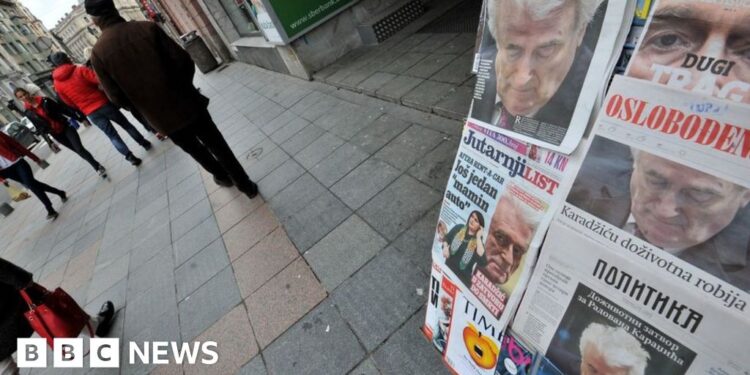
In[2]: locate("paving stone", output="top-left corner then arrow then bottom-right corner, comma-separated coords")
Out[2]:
407,139 -> 458,191
223,203 -> 279,260
333,247 -> 426,351
60,241 -> 98,293
171,198 -> 214,241
173,216 -> 221,267
283,191 -> 352,252
392,205 -> 440,276
87,253 -> 130,303
304,215 -> 387,291
350,358 -> 382,375
237,356 -> 267,375
404,54 -> 458,81
123,310 -> 181,375
373,125 -> 445,171
232,227 -> 298,298
127,246 -> 175,301
431,52 -> 474,84
299,95 -> 346,123
84,278 -> 127,323
175,238 -> 230,302
385,104 -> 463,137
169,180 -> 208,220
244,145 -> 289,181
402,80 -> 456,112
358,175 -> 441,240
315,102 -> 383,140
294,132 -> 345,169
381,52 -> 428,74
129,226 -> 172,271
257,159 -> 305,199
208,186 -> 242,212
245,258 -> 327,348
392,33 -> 432,52
375,76 -> 424,103
132,205 -> 169,241
279,123 -> 325,155
269,173 -> 326,221
178,266 -> 242,341
349,114 -> 410,154
309,143 -> 370,187
438,32 -> 475,54
263,300 -> 364,375
269,115 -> 310,144
167,172 -> 203,202
184,305 -> 258,375
330,158 -> 401,210
372,308 -> 449,375
215,193 -> 265,233
259,109 -> 297,135
434,85 -> 474,120
123,281 -> 178,340
357,72 -> 397,96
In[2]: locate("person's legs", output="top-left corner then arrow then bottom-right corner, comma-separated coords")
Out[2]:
0,160 -> 65,215
0,356 -> 18,375
191,110 -> 257,196
57,128 -> 104,172
101,104 -> 151,149
169,127 -> 231,182
88,110 -> 132,156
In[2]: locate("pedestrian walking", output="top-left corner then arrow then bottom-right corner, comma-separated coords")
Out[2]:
14,88 -> 107,179
85,0 -> 258,198
0,258 -> 115,375
0,132 -> 66,220
5,99 -> 61,153
49,52 -> 150,166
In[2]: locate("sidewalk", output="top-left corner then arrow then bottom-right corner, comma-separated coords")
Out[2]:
0,61 -> 462,375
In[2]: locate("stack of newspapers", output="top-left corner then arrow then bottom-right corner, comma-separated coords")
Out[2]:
423,0 -> 750,374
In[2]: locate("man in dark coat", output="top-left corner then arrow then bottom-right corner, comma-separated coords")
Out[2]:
84,0 -> 258,198
0,258 -> 116,373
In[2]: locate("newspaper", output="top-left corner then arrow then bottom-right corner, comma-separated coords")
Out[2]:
511,76 -> 750,375
422,120 -> 580,374
614,0 -> 653,75
626,0 -> 750,104
468,0 -> 633,153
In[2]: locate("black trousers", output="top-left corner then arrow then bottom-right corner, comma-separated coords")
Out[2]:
169,110 -> 254,191
50,127 -> 102,171
0,159 -> 64,213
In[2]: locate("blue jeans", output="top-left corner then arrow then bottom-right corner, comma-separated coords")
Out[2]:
88,103 -> 149,156
0,159 -> 65,213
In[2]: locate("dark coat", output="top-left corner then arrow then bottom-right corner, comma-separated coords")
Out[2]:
0,258 -> 33,360
90,16 -> 209,135
23,97 -> 79,135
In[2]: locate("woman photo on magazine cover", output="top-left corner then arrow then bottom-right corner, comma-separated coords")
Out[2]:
442,211 -> 486,287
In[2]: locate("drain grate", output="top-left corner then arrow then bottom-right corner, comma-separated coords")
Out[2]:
417,0 -> 483,33
372,0 -> 426,43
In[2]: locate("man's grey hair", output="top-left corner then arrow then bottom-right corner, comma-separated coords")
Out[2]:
579,323 -> 650,375
487,0 -> 604,40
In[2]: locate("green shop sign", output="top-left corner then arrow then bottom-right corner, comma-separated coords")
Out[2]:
254,0 -> 358,43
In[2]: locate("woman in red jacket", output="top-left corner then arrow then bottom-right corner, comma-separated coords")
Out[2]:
0,132 -> 67,220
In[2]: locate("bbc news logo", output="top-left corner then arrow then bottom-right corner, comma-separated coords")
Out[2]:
17,338 -> 218,368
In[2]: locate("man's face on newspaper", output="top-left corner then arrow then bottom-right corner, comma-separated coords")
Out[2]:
493,0 -> 585,117
580,344 -> 630,375
630,152 -> 750,251
481,197 -> 532,285
628,0 -> 750,103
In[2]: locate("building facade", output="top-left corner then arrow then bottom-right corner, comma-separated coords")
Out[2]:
0,0 -> 66,123
53,0 -> 147,63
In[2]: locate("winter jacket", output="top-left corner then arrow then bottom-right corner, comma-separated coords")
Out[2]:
52,63 -> 109,116
91,16 -> 209,135
0,258 -> 34,360
22,96 -> 77,135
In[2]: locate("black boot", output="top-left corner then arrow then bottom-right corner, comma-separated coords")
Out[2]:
125,153 -> 142,166
95,301 -> 116,337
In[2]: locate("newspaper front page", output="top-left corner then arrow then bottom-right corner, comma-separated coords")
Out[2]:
511,76 -> 750,375
626,0 -> 750,104
469,0 -> 631,153
423,120 -> 580,374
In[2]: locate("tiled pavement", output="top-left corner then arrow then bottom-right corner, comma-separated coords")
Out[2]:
0,61 -> 462,375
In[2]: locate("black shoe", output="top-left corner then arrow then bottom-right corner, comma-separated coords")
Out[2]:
126,153 -> 142,166
142,141 -> 152,151
46,211 -> 58,220
213,175 -> 234,187
240,181 -> 259,199
60,191 -> 68,203
97,166 -> 107,178
95,301 -> 115,337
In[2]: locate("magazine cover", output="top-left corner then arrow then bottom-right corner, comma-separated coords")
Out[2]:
626,0 -> 750,104
469,0 -> 632,153
444,292 -> 503,375
496,330 -> 536,375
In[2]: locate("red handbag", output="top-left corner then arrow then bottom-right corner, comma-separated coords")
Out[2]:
20,284 -> 93,347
